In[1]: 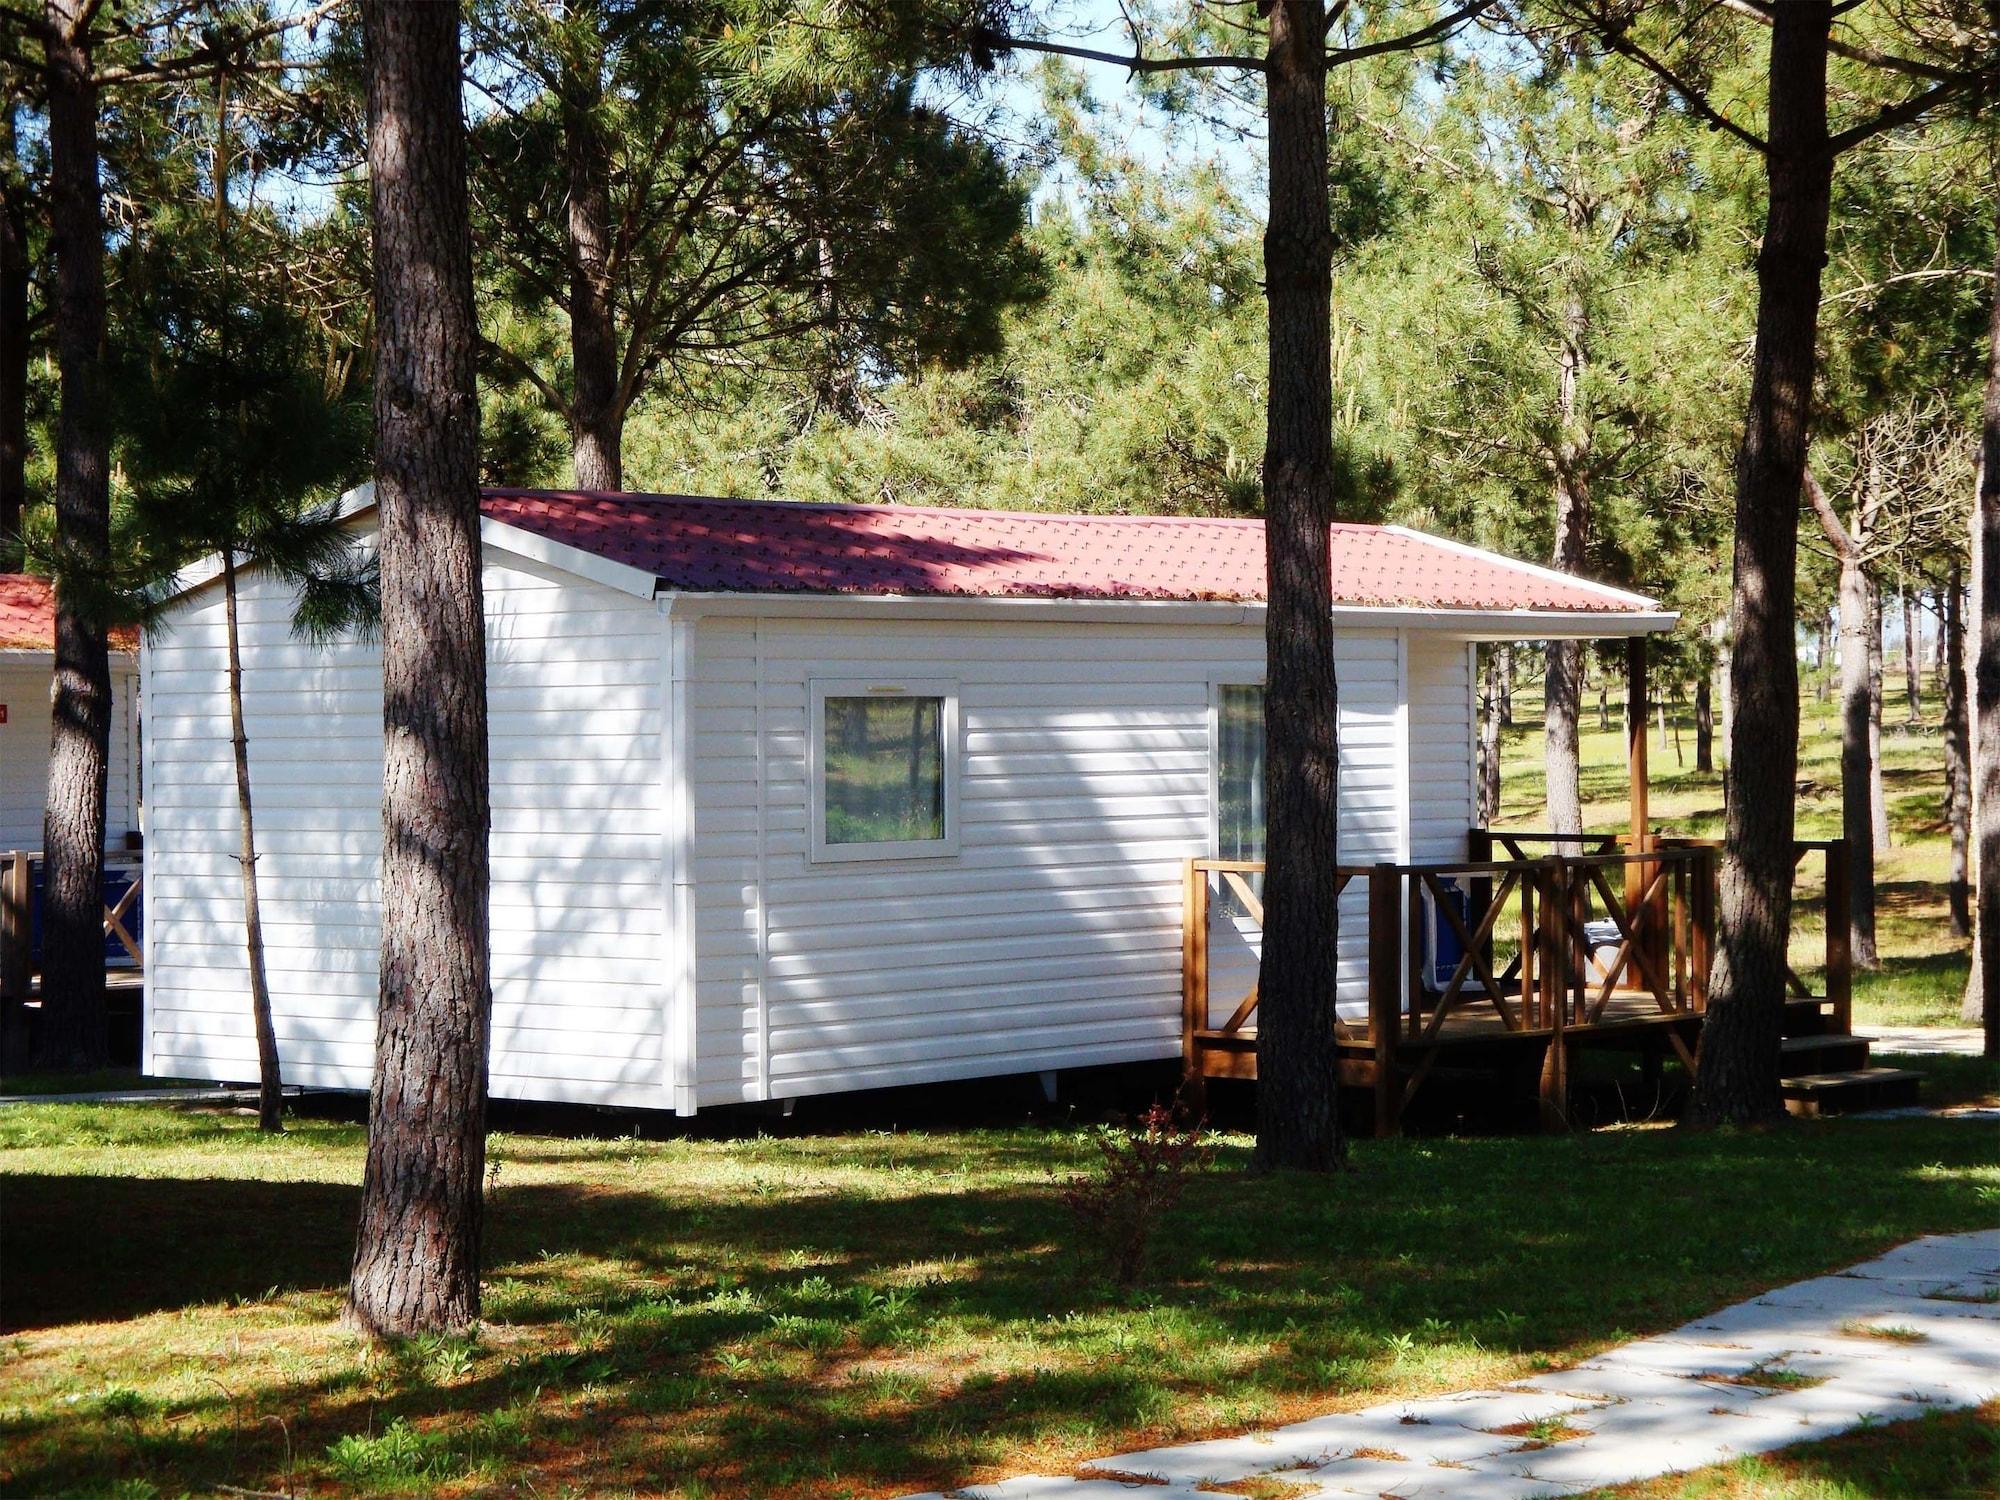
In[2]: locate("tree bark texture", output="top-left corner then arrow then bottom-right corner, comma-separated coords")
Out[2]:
563,10 -> 621,491
33,0 -> 112,1071
347,0 -> 495,1337
1970,157 -> 2000,1057
1903,586 -> 1921,720
1694,675 -> 1713,773
1945,560 -> 1971,939
1835,548 -> 1880,968
1543,293 -> 1591,843
1866,579 -> 1890,848
223,555 -> 285,1132
1497,645 -> 1513,726
1479,646 -> 1503,825
0,102 -> 27,560
1253,0 -> 1344,1171
1691,2 -> 1832,1126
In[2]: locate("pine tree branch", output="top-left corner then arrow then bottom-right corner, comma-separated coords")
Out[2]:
1826,77 -> 1974,156
1584,8 -> 1770,155
974,29 -> 1266,75
1326,0 -> 1493,67
478,336 -> 570,422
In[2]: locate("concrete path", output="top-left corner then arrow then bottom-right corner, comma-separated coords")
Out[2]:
901,1230 -> 2000,1499
1860,1024 -> 1988,1058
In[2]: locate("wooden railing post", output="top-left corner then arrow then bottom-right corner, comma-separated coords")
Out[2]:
0,853 -> 27,1002
1539,859 -> 1570,1131
1368,863 -> 1402,1137
1823,838 -> 1852,1035
1182,859 -> 1209,1101
1466,826 -> 1494,967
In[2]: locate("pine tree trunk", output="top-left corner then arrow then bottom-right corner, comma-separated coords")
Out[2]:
1543,292 -> 1591,844
1903,585 -> 1921,720
1497,644 -> 1514,727
32,0 -> 112,1072
1694,675 -> 1714,773
223,555 -> 285,1132
1945,559 -> 1971,938
1970,158 -> 2000,1057
1838,554 -> 1880,968
563,8 -> 621,493
1252,0 -> 1343,1172
0,102 -> 27,563
1867,576 -> 1891,849
1690,1 -> 1832,1126
347,0 -> 494,1337
1479,647 -> 1503,825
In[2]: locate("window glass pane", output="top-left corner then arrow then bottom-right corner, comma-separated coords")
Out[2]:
1217,685 -> 1265,864
823,695 -> 946,846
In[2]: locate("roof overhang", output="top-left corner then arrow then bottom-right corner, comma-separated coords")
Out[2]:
149,483 -> 1674,642
657,589 -> 1675,639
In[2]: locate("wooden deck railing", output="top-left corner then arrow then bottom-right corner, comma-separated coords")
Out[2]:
0,849 -> 145,1002
1183,833 -> 1851,1132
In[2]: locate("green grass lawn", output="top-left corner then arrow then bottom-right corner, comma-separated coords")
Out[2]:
1493,668 -> 1972,1028
1583,1402 -> 2000,1498
4,1100 -> 1998,1499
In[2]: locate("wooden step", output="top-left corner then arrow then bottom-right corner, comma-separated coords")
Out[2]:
1781,1067 -> 1924,1118
1780,1033 -> 1871,1077
1781,998 -> 1837,1038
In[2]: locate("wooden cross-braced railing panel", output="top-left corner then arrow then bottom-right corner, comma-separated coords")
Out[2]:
1183,859 -> 1356,1041
0,849 -> 146,1001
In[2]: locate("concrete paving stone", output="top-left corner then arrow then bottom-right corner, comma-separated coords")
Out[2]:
1466,1433 -> 1744,1491
1098,1411 -> 1506,1483
1298,1453 -> 1573,1498
926,1476 -> 1213,1500
1857,1237 -> 2000,1280
1384,1389 -> 1609,1432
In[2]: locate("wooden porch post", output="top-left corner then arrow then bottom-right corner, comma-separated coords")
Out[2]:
1824,839 -> 1852,1035
0,853 -> 28,1002
1626,635 -> 1667,981
1181,859 -> 1208,1109
1368,863 -> 1401,1137
1626,634 -> 1651,860
1539,859 -> 1570,1131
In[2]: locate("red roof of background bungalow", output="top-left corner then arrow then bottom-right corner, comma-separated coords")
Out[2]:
0,574 -> 139,652
481,490 -> 1656,613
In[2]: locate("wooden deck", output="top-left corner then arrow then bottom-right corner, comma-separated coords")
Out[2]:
1182,833 -> 1853,1134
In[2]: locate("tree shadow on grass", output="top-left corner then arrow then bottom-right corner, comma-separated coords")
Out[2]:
6,1124 -> 1999,1498
2,1174 -> 361,1332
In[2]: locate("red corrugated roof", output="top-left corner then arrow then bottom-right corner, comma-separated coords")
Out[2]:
0,574 -> 139,652
480,490 -> 1653,613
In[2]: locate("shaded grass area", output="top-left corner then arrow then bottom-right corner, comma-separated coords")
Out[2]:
1584,1402 -> 2000,1498
0,1068 -> 209,1096
4,1102 -> 1998,1498
1495,671 -> 1970,1027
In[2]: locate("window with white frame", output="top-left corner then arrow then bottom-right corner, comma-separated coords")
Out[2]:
810,679 -> 959,862
1214,682 -> 1266,865
1214,682 -> 1265,913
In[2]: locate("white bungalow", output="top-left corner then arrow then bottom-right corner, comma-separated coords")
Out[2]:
139,490 -> 1669,1111
0,575 -> 142,853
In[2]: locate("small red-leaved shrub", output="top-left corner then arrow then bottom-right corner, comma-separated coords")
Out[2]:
1060,1103 -> 1212,1289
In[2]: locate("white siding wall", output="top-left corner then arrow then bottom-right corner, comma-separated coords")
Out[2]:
686,616 -> 1412,1103
143,544 -> 669,1105
1406,635 -> 1477,864
0,656 -> 140,851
